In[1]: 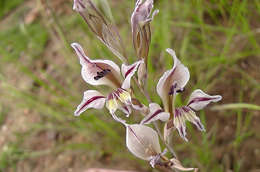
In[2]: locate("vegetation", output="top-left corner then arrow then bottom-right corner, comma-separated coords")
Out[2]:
0,0 -> 259,171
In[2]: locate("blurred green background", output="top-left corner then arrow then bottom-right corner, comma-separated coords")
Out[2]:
0,0 -> 259,171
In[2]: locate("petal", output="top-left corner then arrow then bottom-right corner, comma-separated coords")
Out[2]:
71,43 -> 122,88
121,60 -> 143,90
131,98 -> 149,113
141,103 -> 170,124
187,89 -> 222,111
174,108 -> 188,142
170,158 -> 197,171
126,124 -> 161,161
173,107 -> 205,141
115,88 -> 132,105
156,49 -> 190,112
119,105 -> 132,117
106,92 -> 119,115
74,90 -> 106,116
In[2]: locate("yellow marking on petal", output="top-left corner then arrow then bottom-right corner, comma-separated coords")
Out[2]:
106,99 -> 118,114
119,90 -> 131,104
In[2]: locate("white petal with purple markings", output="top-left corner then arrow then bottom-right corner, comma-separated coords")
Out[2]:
156,48 -> 190,111
173,107 -> 205,141
187,89 -> 222,111
71,43 -> 122,88
141,103 -> 170,124
121,60 -> 143,90
74,90 -> 106,116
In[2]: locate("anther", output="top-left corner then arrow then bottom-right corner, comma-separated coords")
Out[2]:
168,83 -> 177,95
176,87 -> 185,93
93,68 -> 111,80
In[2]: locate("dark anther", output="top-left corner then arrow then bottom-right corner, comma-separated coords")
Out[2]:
94,68 -> 111,80
176,87 -> 185,93
168,83 -> 177,95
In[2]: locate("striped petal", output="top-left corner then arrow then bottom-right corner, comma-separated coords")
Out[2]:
74,90 -> 106,116
156,48 -> 190,112
126,124 -> 161,161
119,105 -> 132,117
121,60 -> 143,90
187,89 -> 222,111
71,43 -> 122,88
141,103 -> 169,124
173,107 -> 205,141
169,158 -> 196,171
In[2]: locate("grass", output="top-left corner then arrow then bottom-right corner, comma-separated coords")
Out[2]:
0,0 -> 26,18
0,0 -> 259,171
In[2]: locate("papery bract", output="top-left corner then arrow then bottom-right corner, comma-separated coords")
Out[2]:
73,0 -> 127,62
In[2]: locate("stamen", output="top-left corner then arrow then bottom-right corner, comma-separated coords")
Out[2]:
93,68 -> 111,80
168,83 -> 177,95
176,87 -> 185,93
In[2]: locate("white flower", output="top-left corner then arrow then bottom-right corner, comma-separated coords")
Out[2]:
142,48 -> 222,141
71,43 -> 142,122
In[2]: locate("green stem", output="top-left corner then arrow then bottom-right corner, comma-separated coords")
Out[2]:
211,103 -> 260,111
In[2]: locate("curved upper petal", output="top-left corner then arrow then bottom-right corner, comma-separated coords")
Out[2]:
187,89 -> 222,111
74,90 -> 106,116
71,43 -> 122,88
156,48 -> 190,112
141,103 -> 170,124
121,60 -> 143,90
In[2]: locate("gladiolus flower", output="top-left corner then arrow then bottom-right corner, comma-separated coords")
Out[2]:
141,48 -> 222,141
71,43 -> 142,122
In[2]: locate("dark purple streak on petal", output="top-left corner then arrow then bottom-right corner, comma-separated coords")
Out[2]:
142,109 -> 163,124
76,96 -> 105,113
124,65 -> 136,78
187,97 -> 217,107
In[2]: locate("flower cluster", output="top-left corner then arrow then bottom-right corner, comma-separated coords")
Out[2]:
71,0 -> 222,171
